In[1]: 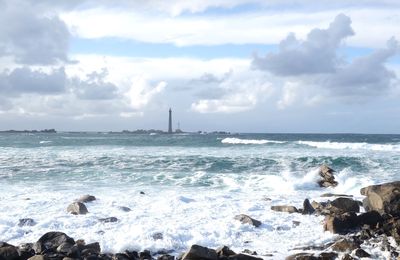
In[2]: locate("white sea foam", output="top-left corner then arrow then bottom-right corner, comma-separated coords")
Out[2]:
39,141 -> 52,144
221,138 -> 285,145
298,140 -> 400,151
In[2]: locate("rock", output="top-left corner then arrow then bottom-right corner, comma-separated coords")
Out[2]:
302,199 -> 315,215
318,165 -> 338,188
57,242 -> 79,258
318,252 -> 338,260
181,245 -> 218,260
82,242 -> 101,255
271,205 -> 298,214
117,206 -> 131,212
18,218 -> 36,227
320,193 -> 353,198
357,210 -> 383,227
341,254 -> 354,260
241,249 -> 256,255
67,202 -> 88,215
234,214 -> 262,227
285,253 -> 318,260
140,191 -> 145,195
98,217 -> 118,223
360,181 -> 400,216
124,250 -> 139,259
76,195 -> 96,203
0,242 -> 19,260
113,253 -> 130,260
330,238 -> 360,252
292,221 -> 301,227
330,198 -> 360,213
216,246 -> 236,257
354,248 -> 371,257
28,256 -> 48,260
139,250 -> 152,260
152,233 -> 163,240
157,255 -> 174,260
228,254 -> 263,260
18,243 -> 35,259
323,212 -> 358,234
33,232 -> 75,254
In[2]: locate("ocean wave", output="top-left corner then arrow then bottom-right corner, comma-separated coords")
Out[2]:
298,141 -> 400,151
221,137 -> 285,145
39,141 -> 52,144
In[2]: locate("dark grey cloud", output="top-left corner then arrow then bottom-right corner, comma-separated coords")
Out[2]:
0,67 -> 66,95
320,38 -> 399,98
71,69 -> 119,100
0,0 -> 70,65
253,14 -> 354,76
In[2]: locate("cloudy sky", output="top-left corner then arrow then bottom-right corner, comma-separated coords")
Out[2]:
0,0 -> 399,133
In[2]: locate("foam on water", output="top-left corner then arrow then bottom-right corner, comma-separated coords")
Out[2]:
298,140 -> 400,151
221,138 -> 286,145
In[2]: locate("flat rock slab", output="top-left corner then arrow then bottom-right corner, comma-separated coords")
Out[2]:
181,245 -> 218,260
271,205 -> 298,213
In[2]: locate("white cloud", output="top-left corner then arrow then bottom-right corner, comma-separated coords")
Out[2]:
60,8 -> 399,48
125,77 -> 166,110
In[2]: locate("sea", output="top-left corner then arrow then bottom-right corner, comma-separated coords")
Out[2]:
0,132 -> 399,259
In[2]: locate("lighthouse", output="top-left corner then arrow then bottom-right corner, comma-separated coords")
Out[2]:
168,108 -> 173,133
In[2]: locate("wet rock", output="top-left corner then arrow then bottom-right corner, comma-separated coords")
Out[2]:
28,256 -> 48,260
140,191 -> 145,195
228,253 -> 262,260
292,221 -> 301,227
271,205 -> 298,214
330,238 -> 360,252
318,252 -> 338,260
18,218 -> 36,227
139,250 -> 152,260
357,210 -> 383,227
285,253 -> 318,260
82,242 -> 101,255
152,233 -> 163,240
181,245 -> 218,260
0,242 -> 19,260
324,212 -> 359,234
124,250 -> 139,259
18,243 -> 35,259
341,254 -> 354,260
157,255 -> 174,260
33,232 -> 75,254
354,248 -> 371,257
67,202 -> 88,215
76,195 -> 96,203
98,217 -> 118,223
360,181 -> 400,215
234,214 -> 261,227
117,206 -> 131,212
113,253 -> 130,260
330,198 -> 360,213
216,246 -> 236,257
302,199 -> 315,215
318,165 -> 338,188
57,242 -> 80,258
320,193 -> 353,198
241,249 -> 257,255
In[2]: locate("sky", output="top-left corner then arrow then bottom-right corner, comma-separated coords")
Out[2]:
0,0 -> 399,133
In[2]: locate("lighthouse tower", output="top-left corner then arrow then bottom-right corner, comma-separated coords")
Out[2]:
168,108 -> 173,133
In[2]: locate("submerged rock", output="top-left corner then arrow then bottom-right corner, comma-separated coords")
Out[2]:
234,214 -> 262,227
117,206 -> 131,212
67,202 -> 88,215
271,205 -> 298,214
18,218 -> 36,227
98,217 -> 118,223
181,245 -> 218,260
76,194 -> 96,203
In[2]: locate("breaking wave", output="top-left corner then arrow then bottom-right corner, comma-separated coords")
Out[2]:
221,137 -> 285,145
298,141 -> 400,151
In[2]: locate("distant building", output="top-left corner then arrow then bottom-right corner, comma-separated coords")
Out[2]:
168,108 -> 173,133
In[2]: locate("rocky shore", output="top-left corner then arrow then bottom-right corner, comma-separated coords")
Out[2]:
1,166 -> 400,260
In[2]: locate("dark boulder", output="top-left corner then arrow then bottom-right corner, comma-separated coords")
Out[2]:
330,198 -> 360,213
0,242 -> 19,260
67,202 -> 88,215
157,255 -> 174,260
357,210 -> 383,227
18,218 -> 36,227
139,250 -> 152,260
354,248 -> 371,257
323,212 -> 358,234
227,254 -> 262,260
76,195 -> 96,203
33,232 -> 75,254
18,243 -> 35,259
302,199 -> 315,215
216,246 -> 236,257
271,206 -> 298,214
56,242 -> 79,258
234,214 -> 262,227
181,245 -> 218,260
